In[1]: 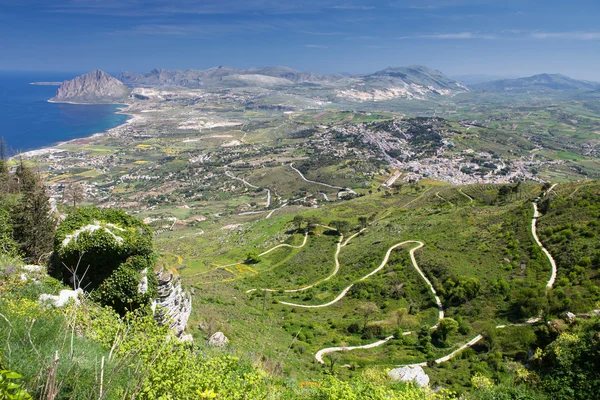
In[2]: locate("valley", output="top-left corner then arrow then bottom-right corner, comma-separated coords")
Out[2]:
6,66 -> 600,397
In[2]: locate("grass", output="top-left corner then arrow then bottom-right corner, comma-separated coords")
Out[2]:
152,179 -> 576,386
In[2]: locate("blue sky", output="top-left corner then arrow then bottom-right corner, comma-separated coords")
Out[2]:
1,0 -> 599,80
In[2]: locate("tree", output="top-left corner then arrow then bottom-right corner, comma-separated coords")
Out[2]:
447,276 -> 481,305
292,215 -> 304,231
395,308 -> 408,330
359,302 -> 379,330
306,216 -> 321,233
63,180 -> 85,208
0,137 -> 8,193
12,160 -> 55,262
433,318 -> 458,346
532,317 -> 600,399
246,251 -> 261,264
417,325 -> 433,355
358,216 -> 369,229
330,220 -> 350,236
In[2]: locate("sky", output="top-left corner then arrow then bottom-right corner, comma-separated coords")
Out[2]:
1,0 -> 600,80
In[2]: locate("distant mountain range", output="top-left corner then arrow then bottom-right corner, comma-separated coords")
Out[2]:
471,73 -> 600,93
117,65 -> 469,100
50,67 -> 600,105
117,66 -> 346,87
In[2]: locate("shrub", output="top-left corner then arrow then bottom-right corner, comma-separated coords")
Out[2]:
50,207 -> 153,290
92,256 -> 158,316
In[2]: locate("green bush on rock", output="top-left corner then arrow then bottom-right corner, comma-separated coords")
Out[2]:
92,256 -> 158,316
50,207 -> 153,290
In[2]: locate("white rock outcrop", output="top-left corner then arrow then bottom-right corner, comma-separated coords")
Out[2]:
208,332 -> 229,347
39,289 -> 83,308
152,270 -> 191,338
388,365 -> 430,387
137,268 -> 148,294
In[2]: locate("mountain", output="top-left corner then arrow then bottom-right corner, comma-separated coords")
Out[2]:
116,65 -> 467,101
50,70 -> 130,103
333,65 -> 469,101
471,73 -> 600,93
364,66 -> 468,91
117,66 -> 345,88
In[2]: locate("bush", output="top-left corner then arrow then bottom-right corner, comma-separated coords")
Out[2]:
92,256 -> 158,316
50,207 -> 153,290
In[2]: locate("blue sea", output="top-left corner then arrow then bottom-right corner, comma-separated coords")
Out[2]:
0,71 -> 130,152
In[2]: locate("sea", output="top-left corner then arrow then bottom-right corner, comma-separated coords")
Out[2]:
0,71 -> 130,152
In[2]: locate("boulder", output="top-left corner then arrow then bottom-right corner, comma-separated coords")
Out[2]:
39,289 -> 83,307
208,332 -> 229,347
388,365 -> 430,387
180,334 -> 194,343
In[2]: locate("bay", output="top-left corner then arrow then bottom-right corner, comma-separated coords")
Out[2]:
0,71 -> 129,153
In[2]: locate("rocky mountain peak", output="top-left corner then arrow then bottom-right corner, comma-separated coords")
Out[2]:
50,70 -> 130,104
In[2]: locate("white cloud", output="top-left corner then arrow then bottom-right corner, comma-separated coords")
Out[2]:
304,44 -> 329,48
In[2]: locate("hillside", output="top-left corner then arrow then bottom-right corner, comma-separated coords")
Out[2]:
2,153 -> 600,398
471,73 -> 600,93
50,70 -> 130,103
116,65 -> 468,101
117,66 -> 347,88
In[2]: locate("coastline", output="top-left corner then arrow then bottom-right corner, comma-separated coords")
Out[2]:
18,102 -> 135,159
48,99 -> 129,106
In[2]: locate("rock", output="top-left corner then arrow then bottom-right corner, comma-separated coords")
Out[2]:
39,289 -> 83,307
50,70 -> 130,104
137,268 -> 148,294
388,365 -> 430,387
180,334 -> 194,343
22,265 -> 43,273
565,311 -> 576,322
152,270 -> 191,338
207,332 -> 229,347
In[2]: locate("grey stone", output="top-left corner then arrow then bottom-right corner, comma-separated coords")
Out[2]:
152,270 -> 192,338
208,332 -> 229,347
388,365 -> 430,387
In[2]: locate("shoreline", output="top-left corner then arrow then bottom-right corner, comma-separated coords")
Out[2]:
17,102 -> 135,159
48,99 -> 129,106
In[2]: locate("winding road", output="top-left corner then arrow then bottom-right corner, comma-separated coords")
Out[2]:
290,163 -> 345,190
225,170 -> 272,208
246,227 -> 368,295
458,188 -> 474,205
315,185 -> 560,366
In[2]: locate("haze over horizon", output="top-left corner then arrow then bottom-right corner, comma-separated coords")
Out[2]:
1,0 -> 600,81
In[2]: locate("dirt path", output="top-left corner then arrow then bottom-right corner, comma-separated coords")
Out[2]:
458,188 -> 474,205
225,170 -> 272,208
435,192 -> 453,208
402,188 -> 432,209
290,163 -> 349,191
314,240 -> 446,362
532,202 -> 557,289
315,336 -> 395,364
246,227 -> 368,295
316,187 -> 560,366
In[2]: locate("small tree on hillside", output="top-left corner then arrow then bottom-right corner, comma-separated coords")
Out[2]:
12,160 -> 55,262
64,180 -> 85,208
0,137 -> 8,193
292,215 -> 305,231
359,302 -> 379,330
433,318 -> 459,347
